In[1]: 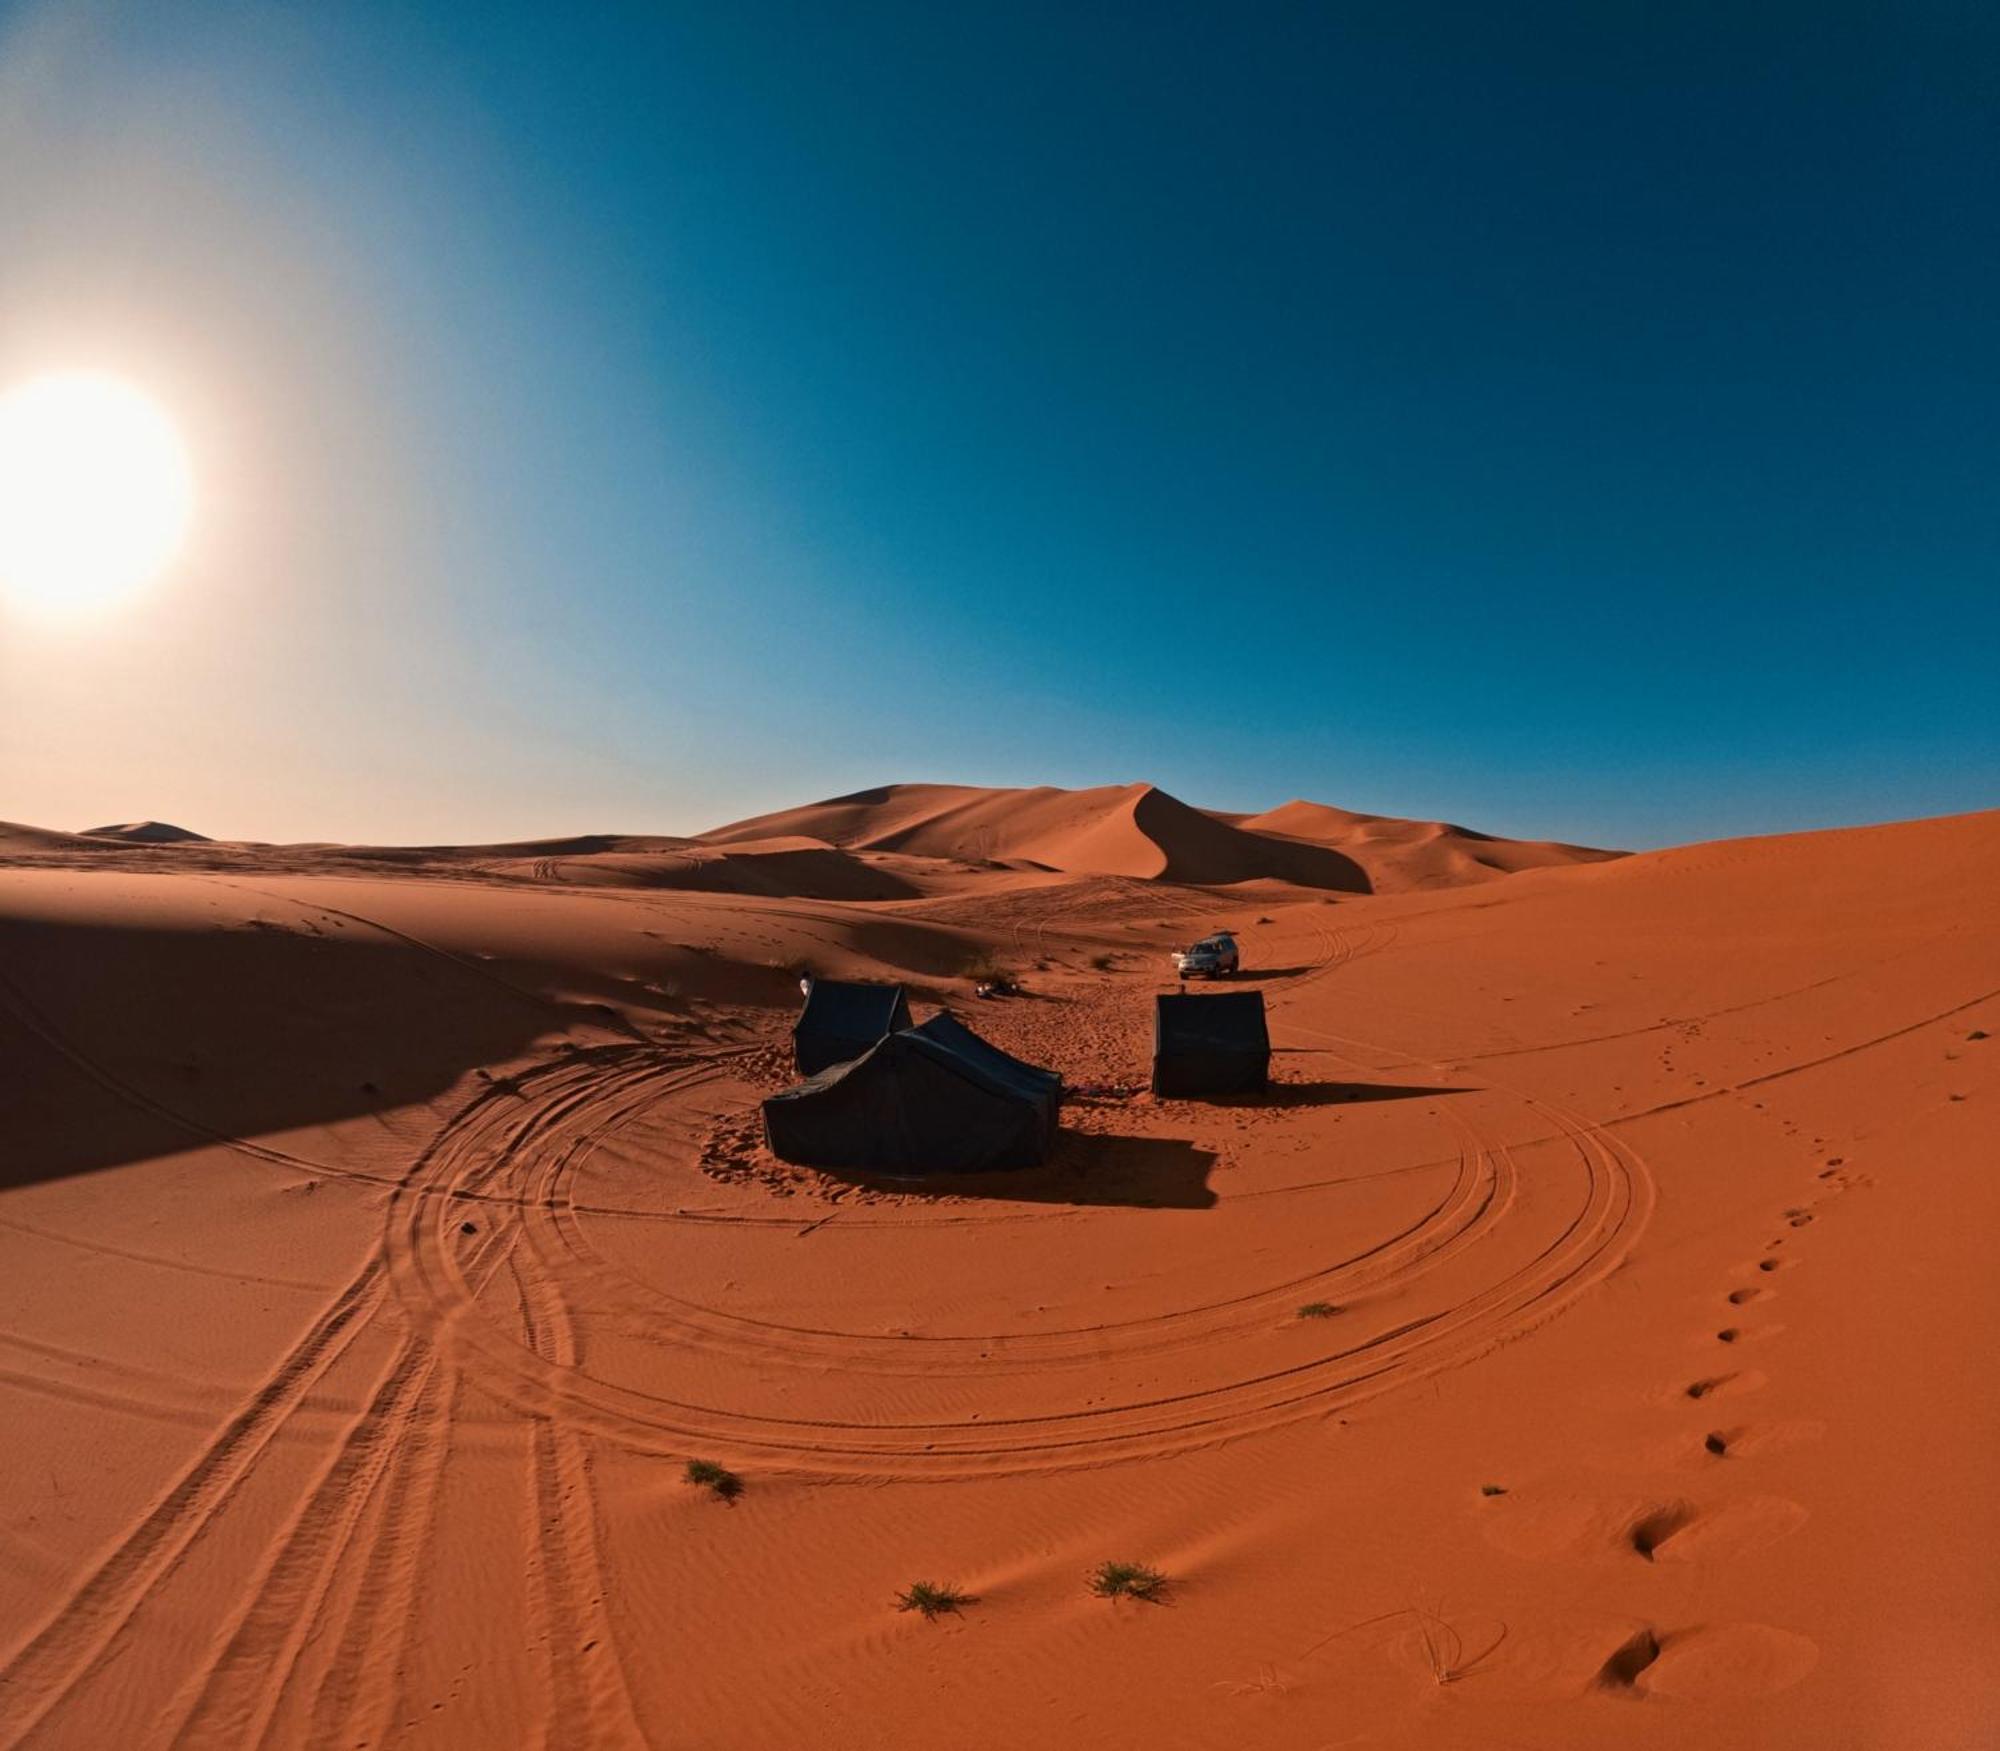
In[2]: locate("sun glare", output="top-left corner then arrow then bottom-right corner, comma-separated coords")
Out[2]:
0,372 -> 194,616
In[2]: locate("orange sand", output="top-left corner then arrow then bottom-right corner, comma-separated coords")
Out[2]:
0,786 -> 1993,1748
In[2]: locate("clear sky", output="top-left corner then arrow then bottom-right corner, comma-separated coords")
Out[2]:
1,0 -> 1993,849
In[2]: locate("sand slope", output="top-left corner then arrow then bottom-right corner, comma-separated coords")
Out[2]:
0,804 -> 1993,1749
1241,797 -> 1625,891
0,822 -> 105,855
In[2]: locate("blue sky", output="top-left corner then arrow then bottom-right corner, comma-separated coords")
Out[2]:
0,0 -> 1994,848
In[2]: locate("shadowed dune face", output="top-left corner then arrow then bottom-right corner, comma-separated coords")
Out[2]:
0,905 -> 637,1189
0,806 -> 1993,1750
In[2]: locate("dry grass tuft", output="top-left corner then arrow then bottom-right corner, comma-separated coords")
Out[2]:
1089,1560 -> 1169,1602
896,1580 -> 974,1619
683,1458 -> 743,1501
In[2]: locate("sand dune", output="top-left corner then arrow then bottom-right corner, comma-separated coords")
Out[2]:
704,780 -> 1617,892
0,821 -> 105,855
1238,797 -> 1624,891
486,837 -> 926,901
702,779 -> 1361,882
0,802 -> 1992,1748
80,820 -> 211,844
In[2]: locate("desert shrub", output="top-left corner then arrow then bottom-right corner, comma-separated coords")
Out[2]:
896,1581 -> 974,1619
683,1458 -> 743,1501
1296,1301 -> 1341,1319
1089,1561 -> 1168,1602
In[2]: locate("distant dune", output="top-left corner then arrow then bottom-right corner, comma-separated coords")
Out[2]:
0,821 -> 103,854
484,837 -> 923,902
1239,797 -> 1625,892
3,786 -> 1620,900
80,820 -> 211,843
703,781 -> 1621,892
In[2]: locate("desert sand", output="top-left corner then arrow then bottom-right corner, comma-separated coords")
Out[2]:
0,783 -> 1993,1749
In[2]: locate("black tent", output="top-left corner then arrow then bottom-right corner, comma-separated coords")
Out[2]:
1152,991 -> 1270,1096
763,1012 -> 1062,1173
792,978 -> 914,1076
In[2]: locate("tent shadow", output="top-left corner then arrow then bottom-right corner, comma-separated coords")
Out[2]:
832,1131 -> 1218,1210
1225,1079 -> 1472,1108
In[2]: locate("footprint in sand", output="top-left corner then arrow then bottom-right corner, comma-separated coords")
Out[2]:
1701,1420 -> 1825,1461
1726,1285 -> 1773,1305
1639,1623 -> 1820,1699
1683,1369 -> 1766,1402
1484,1485 -> 1801,1565
1598,1623 -> 1818,1700
1712,1322 -> 1781,1346
1626,1495 -> 1807,1564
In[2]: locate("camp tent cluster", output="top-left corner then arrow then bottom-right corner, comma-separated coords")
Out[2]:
762,977 -> 1272,1177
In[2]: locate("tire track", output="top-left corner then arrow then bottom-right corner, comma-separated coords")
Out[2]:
0,1260 -> 390,1745
155,1226 -> 521,1748
383,1022 -> 1647,1476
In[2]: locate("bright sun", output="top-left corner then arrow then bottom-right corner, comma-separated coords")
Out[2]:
0,371 -> 194,616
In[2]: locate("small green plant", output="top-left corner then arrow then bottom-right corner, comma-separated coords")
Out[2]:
896,1580 -> 974,1619
683,1458 -> 743,1501
1296,1301 -> 1341,1319
1089,1561 -> 1168,1602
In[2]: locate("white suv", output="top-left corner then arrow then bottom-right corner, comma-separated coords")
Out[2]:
1172,932 -> 1240,980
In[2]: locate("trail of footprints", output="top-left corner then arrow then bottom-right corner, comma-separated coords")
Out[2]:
1594,1141 -> 1865,1698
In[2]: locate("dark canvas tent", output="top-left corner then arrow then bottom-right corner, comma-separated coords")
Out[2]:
1152,991 -> 1270,1096
764,1012 -> 1062,1173
792,979 -> 914,1076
